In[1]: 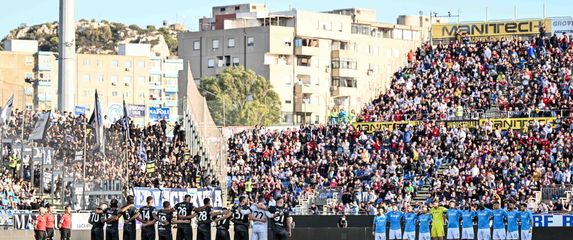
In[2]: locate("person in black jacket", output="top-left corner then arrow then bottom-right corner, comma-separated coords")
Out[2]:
120,196 -> 139,240
214,207 -> 232,240
266,197 -> 293,240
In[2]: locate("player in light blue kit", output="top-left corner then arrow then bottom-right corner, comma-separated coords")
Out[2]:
417,205 -> 432,240
492,202 -> 507,240
461,204 -> 477,240
386,203 -> 404,240
372,207 -> 387,240
477,204 -> 493,240
446,201 -> 462,240
403,206 -> 417,240
505,202 -> 520,240
519,203 -> 533,240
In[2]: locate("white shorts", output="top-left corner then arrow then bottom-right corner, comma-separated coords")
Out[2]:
477,229 -> 491,240
374,232 -> 386,240
403,231 -> 415,240
419,232 -> 431,240
389,229 -> 402,239
461,227 -> 474,239
252,224 -> 268,240
447,228 -> 460,239
506,231 -> 518,240
492,229 -> 506,240
520,230 -> 532,240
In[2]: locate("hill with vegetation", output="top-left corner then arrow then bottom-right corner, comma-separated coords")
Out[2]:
1,19 -> 184,56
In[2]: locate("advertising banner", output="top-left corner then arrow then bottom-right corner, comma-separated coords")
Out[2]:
133,187 -> 223,209
551,17 -> 573,34
127,104 -> 146,117
353,117 -> 556,133
149,107 -> 170,121
431,19 -> 551,39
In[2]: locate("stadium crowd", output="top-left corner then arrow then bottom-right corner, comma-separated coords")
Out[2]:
0,109 -> 203,210
226,34 -> 573,215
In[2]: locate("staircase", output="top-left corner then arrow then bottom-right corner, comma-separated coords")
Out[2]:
412,161 -> 451,204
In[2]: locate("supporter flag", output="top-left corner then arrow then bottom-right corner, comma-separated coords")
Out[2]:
137,137 -> 148,162
121,99 -> 131,144
146,162 -> 156,174
28,111 -> 51,141
0,94 -> 14,127
93,90 -> 105,156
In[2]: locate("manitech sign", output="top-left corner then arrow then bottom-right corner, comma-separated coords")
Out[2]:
133,187 -> 223,209
432,19 -> 551,39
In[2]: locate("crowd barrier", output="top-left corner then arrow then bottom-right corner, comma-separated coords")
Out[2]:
353,117 -> 557,133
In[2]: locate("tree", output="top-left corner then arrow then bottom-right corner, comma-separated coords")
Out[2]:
201,66 -> 281,126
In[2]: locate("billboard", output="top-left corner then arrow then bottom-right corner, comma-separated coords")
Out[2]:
149,107 -> 170,121
431,19 -> 551,39
551,17 -> 573,34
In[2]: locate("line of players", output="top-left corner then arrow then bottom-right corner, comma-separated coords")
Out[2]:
372,201 -> 534,240
88,195 -> 293,240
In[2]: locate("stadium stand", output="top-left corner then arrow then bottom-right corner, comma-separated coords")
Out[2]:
226,35 -> 573,214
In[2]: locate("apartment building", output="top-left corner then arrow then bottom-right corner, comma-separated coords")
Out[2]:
0,40 -> 37,110
179,4 -> 426,124
2,40 -> 182,125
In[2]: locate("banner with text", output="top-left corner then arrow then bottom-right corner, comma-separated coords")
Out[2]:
149,107 -> 170,122
431,19 -> 552,39
551,17 -> 573,34
133,187 -> 223,209
127,104 -> 146,117
353,117 -> 556,133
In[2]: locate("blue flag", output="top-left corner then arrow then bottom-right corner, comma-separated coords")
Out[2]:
138,136 -> 148,163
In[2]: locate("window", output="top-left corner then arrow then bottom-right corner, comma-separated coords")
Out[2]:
228,38 -> 235,48
212,39 -> 219,50
83,59 -> 90,66
332,77 -> 357,88
139,61 -> 145,68
125,61 -> 132,68
96,60 -> 102,67
96,75 -> 104,82
124,92 -> 130,98
207,59 -> 215,68
24,72 -> 33,79
235,6 -> 240,10
323,22 -> 332,31
139,92 -> 145,98
220,7 -> 226,12
111,60 -> 118,67
331,58 -> 357,69
124,76 -> 131,85
83,74 -> 90,81
112,91 -> 118,97
247,37 -> 255,47
193,41 -> 200,50
232,57 -> 240,66
138,76 -> 145,84
224,56 -> 231,67
25,56 -> 34,65
111,75 -> 118,85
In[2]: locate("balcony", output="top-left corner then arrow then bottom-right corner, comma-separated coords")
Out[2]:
164,87 -> 178,93
295,46 -> 320,56
331,49 -> 353,59
331,68 -> 356,78
300,102 -> 322,113
331,86 -> 358,97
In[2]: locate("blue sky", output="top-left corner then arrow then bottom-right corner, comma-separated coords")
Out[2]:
1,0 -> 570,37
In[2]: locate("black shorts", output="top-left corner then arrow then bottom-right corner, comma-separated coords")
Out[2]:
196,226 -> 211,240
106,228 -> 119,240
272,229 -> 289,240
34,230 -> 46,240
46,228 -> 54,239
159,231 -> 172,240
123,225 -> 136,240
234,229 -> 249,240
60,229 -> 71,239
216,229 -> 230,240
91,227 -> 104,240
141,228 -> 156,240
176,227 -> 193,240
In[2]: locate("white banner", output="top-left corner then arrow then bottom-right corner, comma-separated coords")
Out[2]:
133,187 -> 223,209
552,17 -> 573,34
